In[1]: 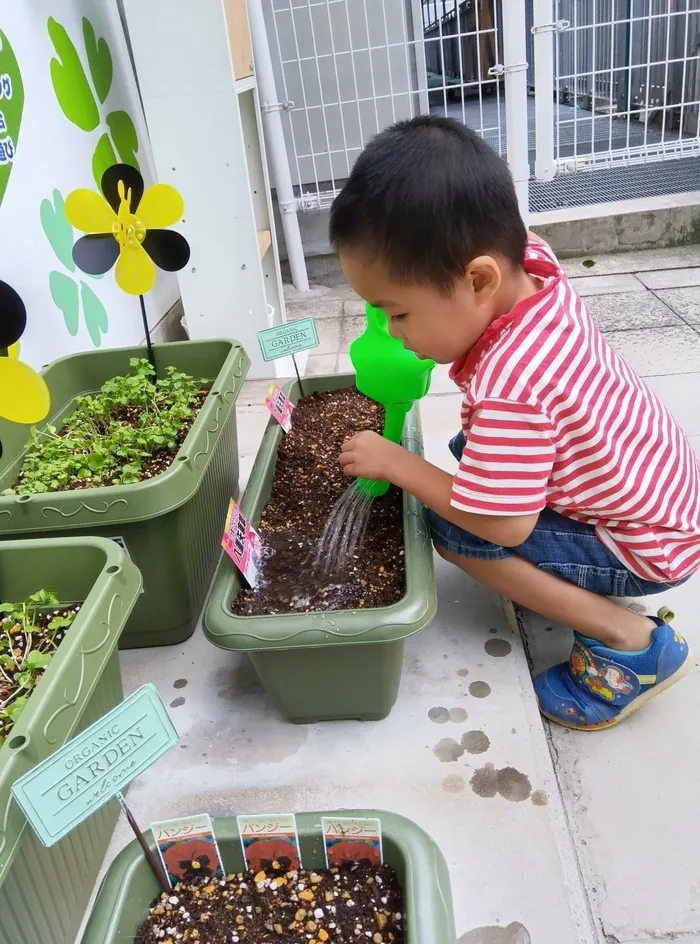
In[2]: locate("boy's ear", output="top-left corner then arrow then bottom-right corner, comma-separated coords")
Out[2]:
467,255 -> 501,297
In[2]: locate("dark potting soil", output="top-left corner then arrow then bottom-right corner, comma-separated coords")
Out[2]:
232,387 -> 405,616
135,861 -> 405,944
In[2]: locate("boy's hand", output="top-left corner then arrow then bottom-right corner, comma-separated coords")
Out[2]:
339,431 -> 403,482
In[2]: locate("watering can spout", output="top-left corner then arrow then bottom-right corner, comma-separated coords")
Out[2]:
350,303 -> 434,497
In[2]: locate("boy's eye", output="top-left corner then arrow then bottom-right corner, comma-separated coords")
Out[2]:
390,313 -> 407,322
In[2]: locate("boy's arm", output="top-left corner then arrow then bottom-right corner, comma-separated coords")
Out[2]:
339,434 -> 539,547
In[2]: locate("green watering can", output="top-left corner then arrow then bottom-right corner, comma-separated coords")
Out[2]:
350,303 -> 435,497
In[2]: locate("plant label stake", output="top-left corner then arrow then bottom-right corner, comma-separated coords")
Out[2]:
237,813 -> 302,871
152,813 -> 225,886
257,317 -> 319,398
11,683 -> 177,891
117,793 -> 170,892
321,817 -> 383,868
265,382 -> 294,432
221,499 -> 262,586
138,293 -> 157,377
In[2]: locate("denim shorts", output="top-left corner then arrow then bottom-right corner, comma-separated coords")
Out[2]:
429,431 -> 683,598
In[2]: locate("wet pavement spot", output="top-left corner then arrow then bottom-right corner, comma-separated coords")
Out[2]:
458,922 -> 531,943
531,789 -> 548,806
457,668 -> 469,677
484,638 -> 512,657
489,627 -> 498,634
470,763 -> 532,801
461,730 -> 490,754
469,681 -> 491,698
429,706 -> 468,724
173,678 -> 188,689
442,773 -> 466,793
170,697 -> 186,708
433,738 -> 465,762
544,625 -> 553,632
428,706 -> 450,724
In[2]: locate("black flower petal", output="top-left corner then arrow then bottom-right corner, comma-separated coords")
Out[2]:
0,279 -> 26,349
73,234 -> 120,276
101,163 -> 145,215
143,229 -> 191,272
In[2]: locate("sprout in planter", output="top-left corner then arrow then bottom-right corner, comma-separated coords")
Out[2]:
0,279 -> 51,457
0,590 -> 80,746
64,163 -> 191,375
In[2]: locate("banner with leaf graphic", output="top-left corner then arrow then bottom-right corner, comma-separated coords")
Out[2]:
0,4 -> 178,373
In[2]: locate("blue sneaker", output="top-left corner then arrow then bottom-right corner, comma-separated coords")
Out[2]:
534,609 -> 695,731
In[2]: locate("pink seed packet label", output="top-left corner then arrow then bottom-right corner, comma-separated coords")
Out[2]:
222,499 -> 262,587
151,813 -> 224,886
321,817 -> 383,868
265,383 -> 294,433
237,813 -> 302,871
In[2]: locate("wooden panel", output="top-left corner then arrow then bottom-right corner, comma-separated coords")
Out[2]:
224,0 -> 254,80
257,229 -> 272,258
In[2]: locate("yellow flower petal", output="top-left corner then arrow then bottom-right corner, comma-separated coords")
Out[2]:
7,341 -> 19,359
115,243 -> 156,295
0,359 -> 51,424
64,189 -> 116,234
137,184 -> 184,229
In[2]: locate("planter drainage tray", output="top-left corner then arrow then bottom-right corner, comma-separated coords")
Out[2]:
0,536 -> 141,944
204,374 -> 436,723
81,809 -> 455,944
0,339 -> 249,648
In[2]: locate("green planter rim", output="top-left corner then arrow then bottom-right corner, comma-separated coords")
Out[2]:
204,374 -> 436,651
0,536 -> 142,883
82,809 -> 456,944
0,339 -> 249,532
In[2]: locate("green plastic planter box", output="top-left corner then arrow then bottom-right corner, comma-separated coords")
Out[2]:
0,536 -> 142,944
81,809 -> 455,944
0,339 -> 249,648
204,374 -> 436,723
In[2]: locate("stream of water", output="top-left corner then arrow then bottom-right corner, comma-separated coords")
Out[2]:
314,483 -> 375,573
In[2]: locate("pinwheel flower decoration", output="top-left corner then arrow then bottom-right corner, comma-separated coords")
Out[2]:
0,280 -> 51,437
64,164 -> 191,296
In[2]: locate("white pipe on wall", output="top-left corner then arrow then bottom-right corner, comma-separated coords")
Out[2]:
247,0 -> 309,293
501,2 -> 531,221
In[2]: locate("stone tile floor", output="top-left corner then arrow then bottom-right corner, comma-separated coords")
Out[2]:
83,246 -> 700,944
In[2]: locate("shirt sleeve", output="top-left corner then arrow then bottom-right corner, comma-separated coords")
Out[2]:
451,399 -> 556,516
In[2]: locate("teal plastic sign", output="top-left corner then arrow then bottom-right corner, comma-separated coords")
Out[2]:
11,684 -> 177,847
258,318 -> 319,361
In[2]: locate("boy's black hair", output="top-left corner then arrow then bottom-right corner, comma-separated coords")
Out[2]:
329,115 -> 526,292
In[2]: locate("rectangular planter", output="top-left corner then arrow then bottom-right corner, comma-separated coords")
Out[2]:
204,374 -> 436,723
81,809 -> 455,944
0,536 -> 142,944
0,339 -> 249,648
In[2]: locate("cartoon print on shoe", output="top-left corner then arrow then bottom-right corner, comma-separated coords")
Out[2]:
535,611 -> 694,731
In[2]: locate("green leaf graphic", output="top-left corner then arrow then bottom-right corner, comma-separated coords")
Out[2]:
40,189 -> 75,271
80,280 -> 109,347
48,17 -> 99,132
92,132 -> 117,190
107,110 -> 139,170
83,18 -> 112,104
49,271 -> 80,336
0,30 -> 25,210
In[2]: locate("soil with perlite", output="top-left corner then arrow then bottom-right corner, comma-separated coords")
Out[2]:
232,388 -> 405,616
135,861 -> 404,944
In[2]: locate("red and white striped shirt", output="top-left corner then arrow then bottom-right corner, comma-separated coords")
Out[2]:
449,236 -> 700,583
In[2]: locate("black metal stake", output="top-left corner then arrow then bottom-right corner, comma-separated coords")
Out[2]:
139,294 -> 157,377
116,792 -> 171,892
292,354 -> 305,397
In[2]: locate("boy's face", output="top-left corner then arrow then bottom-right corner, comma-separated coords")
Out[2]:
339,251 -> 500,364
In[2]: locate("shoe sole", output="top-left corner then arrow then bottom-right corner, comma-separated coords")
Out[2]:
539,648 -> 696,731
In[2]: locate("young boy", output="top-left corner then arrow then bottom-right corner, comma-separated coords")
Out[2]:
330,115 -> 699,731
